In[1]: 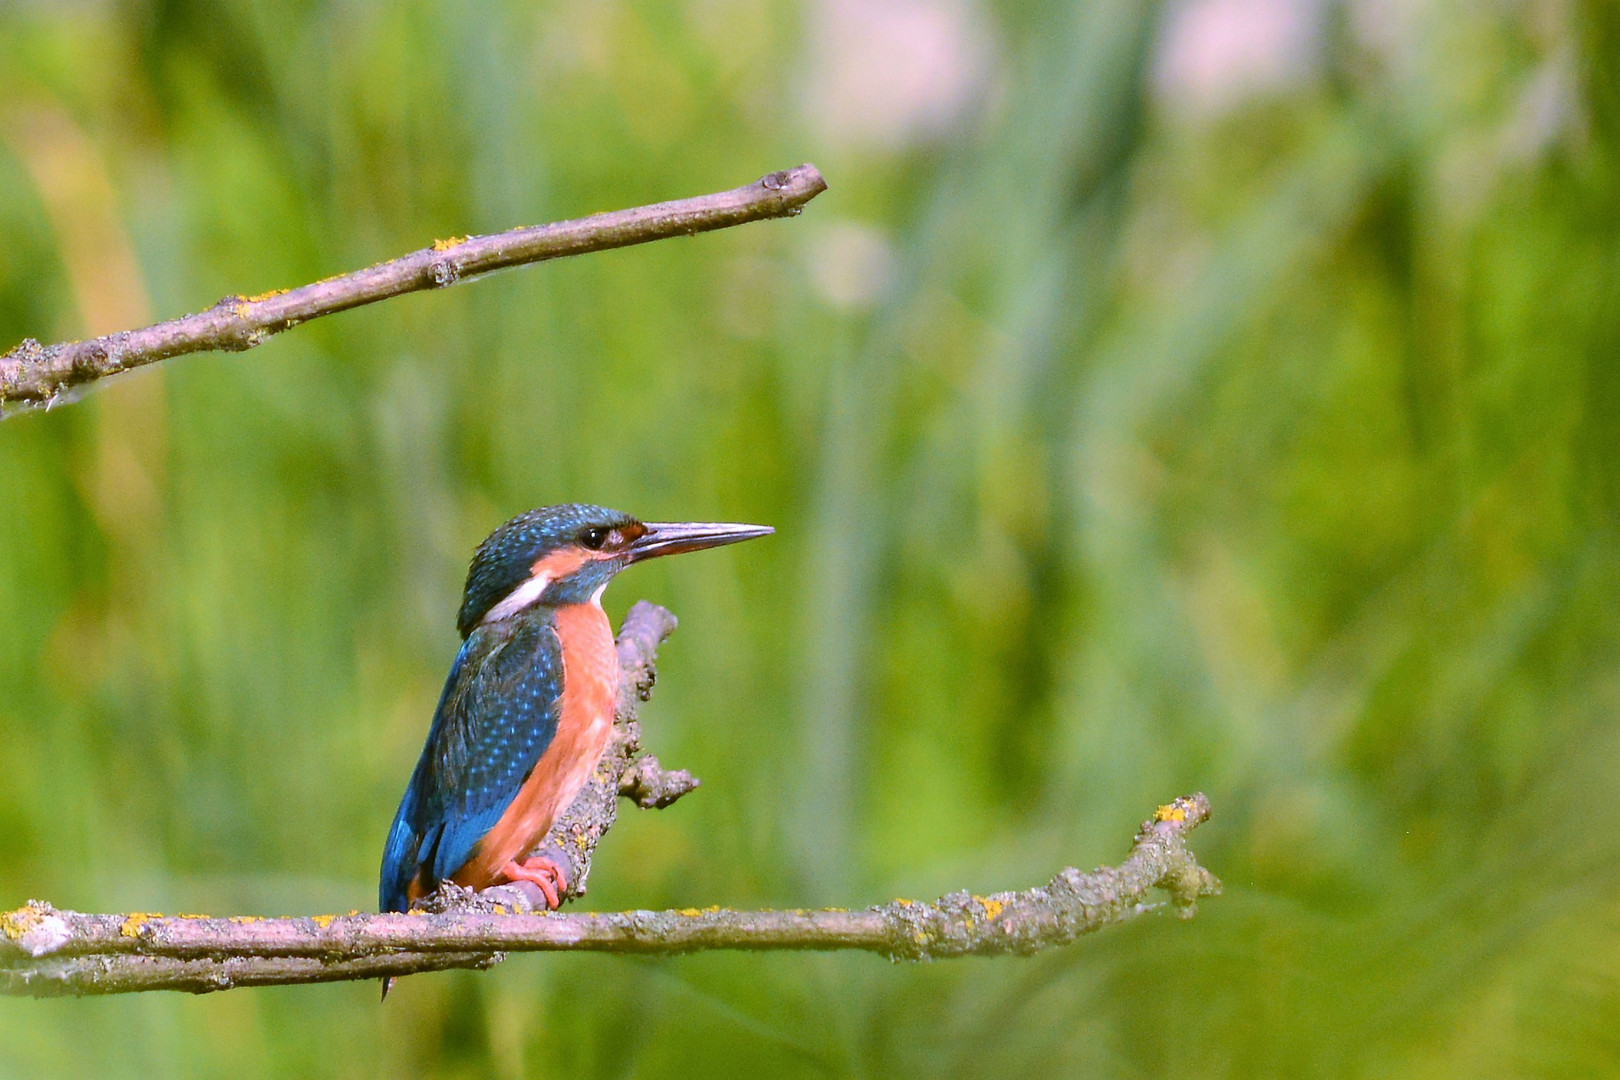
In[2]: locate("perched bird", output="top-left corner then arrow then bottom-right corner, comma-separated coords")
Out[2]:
380,504 -> 772,916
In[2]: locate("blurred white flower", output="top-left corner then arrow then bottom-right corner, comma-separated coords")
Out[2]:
805,0 -> 995,151
807,221 -> 896,310
1154,0 -> 1323,117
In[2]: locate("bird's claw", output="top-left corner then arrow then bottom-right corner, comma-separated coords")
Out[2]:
499,855 -> 569,909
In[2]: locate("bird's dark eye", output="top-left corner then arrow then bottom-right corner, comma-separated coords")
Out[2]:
580,527 -> 610,550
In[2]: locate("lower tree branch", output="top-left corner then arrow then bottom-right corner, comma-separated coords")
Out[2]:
0,603 -> 1221,997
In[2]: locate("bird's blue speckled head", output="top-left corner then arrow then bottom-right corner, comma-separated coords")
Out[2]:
456,504 -> 773,637
457,504 -> 638,636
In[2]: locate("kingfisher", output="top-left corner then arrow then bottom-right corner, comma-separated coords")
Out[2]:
379,504 -> 772,916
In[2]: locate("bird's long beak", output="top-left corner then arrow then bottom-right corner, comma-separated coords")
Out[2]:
626,521 -> 774,562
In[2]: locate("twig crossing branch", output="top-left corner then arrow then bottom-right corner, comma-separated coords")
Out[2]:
0,602 -> 1221,997
0,164 -> 828,412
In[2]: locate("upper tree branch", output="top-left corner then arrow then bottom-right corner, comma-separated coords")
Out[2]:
0,164 -> 828,411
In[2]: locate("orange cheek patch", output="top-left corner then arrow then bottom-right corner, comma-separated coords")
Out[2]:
530,548 -> 591,583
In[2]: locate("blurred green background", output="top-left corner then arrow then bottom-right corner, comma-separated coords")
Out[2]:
3,0 -> 1619,1075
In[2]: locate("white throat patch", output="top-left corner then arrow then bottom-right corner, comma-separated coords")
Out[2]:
480,571 -> 556,626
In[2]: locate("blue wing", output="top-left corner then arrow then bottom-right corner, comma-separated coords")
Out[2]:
379,612 -> 564,912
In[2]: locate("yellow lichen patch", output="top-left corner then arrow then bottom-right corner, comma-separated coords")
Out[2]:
1155,803 -> 1187,823
894,898 -> 914,907
1,907 -> 40,941
310,914 -> 337,930
176,913 -> 208,919
120,913 -> 157,938
432,236 -> 469,252
981,898 -> 1005,920
228,915 -> 264,924
676,908 -> 704,917
244,288 -> 288,303
492,905 -> 507,915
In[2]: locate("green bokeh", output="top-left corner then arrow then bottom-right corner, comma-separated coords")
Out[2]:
3,1 -> 1619,1075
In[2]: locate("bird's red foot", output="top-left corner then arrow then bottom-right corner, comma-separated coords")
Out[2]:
499,856 -> 569,909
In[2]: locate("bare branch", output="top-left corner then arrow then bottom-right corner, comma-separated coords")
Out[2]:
0,164 -> 828,412
0,788 -> 1219,997
0,600 -> 1221,997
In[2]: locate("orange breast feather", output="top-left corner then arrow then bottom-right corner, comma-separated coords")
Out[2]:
453,603 -> 618,890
